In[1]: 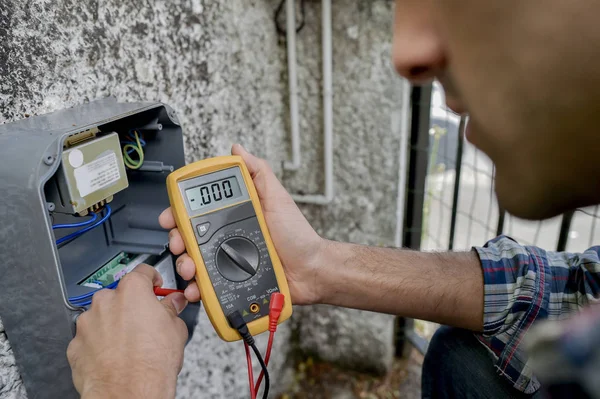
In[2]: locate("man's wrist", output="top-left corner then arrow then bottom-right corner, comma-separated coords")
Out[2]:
303,237 -> 333,305
81,371 -> 176,399
310,239 -> 351,305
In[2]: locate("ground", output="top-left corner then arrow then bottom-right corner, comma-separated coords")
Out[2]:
279,349 -> 423,399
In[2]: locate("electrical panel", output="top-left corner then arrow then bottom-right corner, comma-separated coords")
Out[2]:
0,98 -> 199,399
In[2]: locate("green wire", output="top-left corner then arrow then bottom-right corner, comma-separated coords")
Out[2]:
123,131 -> 144,169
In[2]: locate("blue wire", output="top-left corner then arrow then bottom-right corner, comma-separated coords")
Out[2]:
121,140 -> 145,146
52,212 -> 98,229
129,131 -> 146,146
60,205 -> 115,306
132,136 -> 146,146
56,205 -> 112,245
121,131 -> 146,155
69,279 -> 120,303
125,146 -> 139,155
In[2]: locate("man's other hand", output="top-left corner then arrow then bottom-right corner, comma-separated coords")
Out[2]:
67,264 -> 188,399
159,144 -> 326,306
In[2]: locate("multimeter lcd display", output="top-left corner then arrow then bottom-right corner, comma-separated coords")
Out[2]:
185,176 -> 243,211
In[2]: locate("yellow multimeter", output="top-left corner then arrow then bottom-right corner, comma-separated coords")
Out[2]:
167,156 -> 292,341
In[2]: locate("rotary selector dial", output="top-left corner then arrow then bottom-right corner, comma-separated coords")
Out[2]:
215,237 -> 260,282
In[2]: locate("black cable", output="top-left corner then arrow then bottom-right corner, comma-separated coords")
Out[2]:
250,343 -> 270,399
227,311 -> 271,398
274,0 -> 306,35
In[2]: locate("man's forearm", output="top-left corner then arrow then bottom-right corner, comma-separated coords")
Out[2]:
315,240 -> 484,331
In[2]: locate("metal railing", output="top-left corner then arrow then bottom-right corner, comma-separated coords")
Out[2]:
397,84 -> 600,355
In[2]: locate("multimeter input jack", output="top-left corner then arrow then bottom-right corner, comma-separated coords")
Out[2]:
249,303 -> 260,314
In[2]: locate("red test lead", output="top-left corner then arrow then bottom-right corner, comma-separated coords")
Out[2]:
153,287 -> 185,296
255,293 -> 285,396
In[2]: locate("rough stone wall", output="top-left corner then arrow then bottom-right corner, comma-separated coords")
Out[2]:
0,1 -> 290,398
282,0 -> 403,374
0,0 -> 405,397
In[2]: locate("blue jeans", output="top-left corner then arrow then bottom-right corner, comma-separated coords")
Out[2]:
421,326 -> 543,399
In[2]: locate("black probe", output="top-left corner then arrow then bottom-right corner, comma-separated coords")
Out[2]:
228,311 -> 270,399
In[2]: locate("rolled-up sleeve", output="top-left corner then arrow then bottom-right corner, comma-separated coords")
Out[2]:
473,235 -> 600,394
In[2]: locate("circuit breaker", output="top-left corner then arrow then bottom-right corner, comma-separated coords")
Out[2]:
0,98 -> 199,399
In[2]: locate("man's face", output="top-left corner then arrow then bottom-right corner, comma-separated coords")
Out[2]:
393,0 -> 600,220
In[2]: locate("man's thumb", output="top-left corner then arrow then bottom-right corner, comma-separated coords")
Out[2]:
231,144 -> 261,176
160,292 -> 188,316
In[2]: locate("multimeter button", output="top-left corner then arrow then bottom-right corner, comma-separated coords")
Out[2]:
196,222 -> 211,237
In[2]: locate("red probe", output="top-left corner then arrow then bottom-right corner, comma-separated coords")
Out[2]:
153,287 -> 185,296
245,342 -> 257,399
254,292 -> 285,396
152,288 -> 283,399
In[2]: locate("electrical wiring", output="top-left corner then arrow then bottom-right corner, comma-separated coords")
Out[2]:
244,342 -> 256,399
250,343 -> 270,399
255,293 -> 285,396
254,331 -> 275,397
69,285 -> 184,307
71,299 -> 92,307
226,310 -> 272,399
121,130 -> 147,152
55,205 -> 112,245
52,212 -> 98,229
153,287 -> 185,296
54,205 -> 113,306
122,130 -> 145,169
69,279 -> 119,303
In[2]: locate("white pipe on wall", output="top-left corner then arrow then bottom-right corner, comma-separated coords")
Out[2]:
290,0 -> 334,204
283,0 -> 302,170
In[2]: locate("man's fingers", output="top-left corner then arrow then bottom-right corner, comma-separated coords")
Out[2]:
176,253 -> 196,280
231,144 -> 289,201
160,209 -> 186,256
90,288 -> 114,308
66,339 -> 83,389
123,264 -> 164,290
184,281 -> 201,302
160,292 -> 188,316
159,208 -> 176,229
168,228 -> 186,255
231,144 -> 263,177
66,339 -> 80,366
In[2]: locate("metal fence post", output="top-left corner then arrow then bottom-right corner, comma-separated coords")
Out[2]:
496,209 -> 506,236
557,210 -> 575,251
395,84 -> 432,357
448,117 -> 467,250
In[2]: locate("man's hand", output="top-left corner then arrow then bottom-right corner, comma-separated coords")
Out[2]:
158,144 -> 326,305
67,265 -> 189,399
159,144 -> 484,330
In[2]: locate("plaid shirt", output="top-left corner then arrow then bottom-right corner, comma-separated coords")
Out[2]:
473,235 -> 600,394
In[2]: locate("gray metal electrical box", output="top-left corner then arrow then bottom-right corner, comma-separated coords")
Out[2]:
0,98 -> 199,398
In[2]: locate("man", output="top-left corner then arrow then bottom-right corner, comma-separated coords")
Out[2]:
66,1 -> 600,398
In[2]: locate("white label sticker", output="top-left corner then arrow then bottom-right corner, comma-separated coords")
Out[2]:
74,152 -> 121,197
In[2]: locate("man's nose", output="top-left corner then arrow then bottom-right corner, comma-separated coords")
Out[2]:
392,3 -> 446,84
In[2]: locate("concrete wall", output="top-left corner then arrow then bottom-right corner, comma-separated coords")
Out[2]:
280,0 -> 403,374
0,0 -> 406,397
